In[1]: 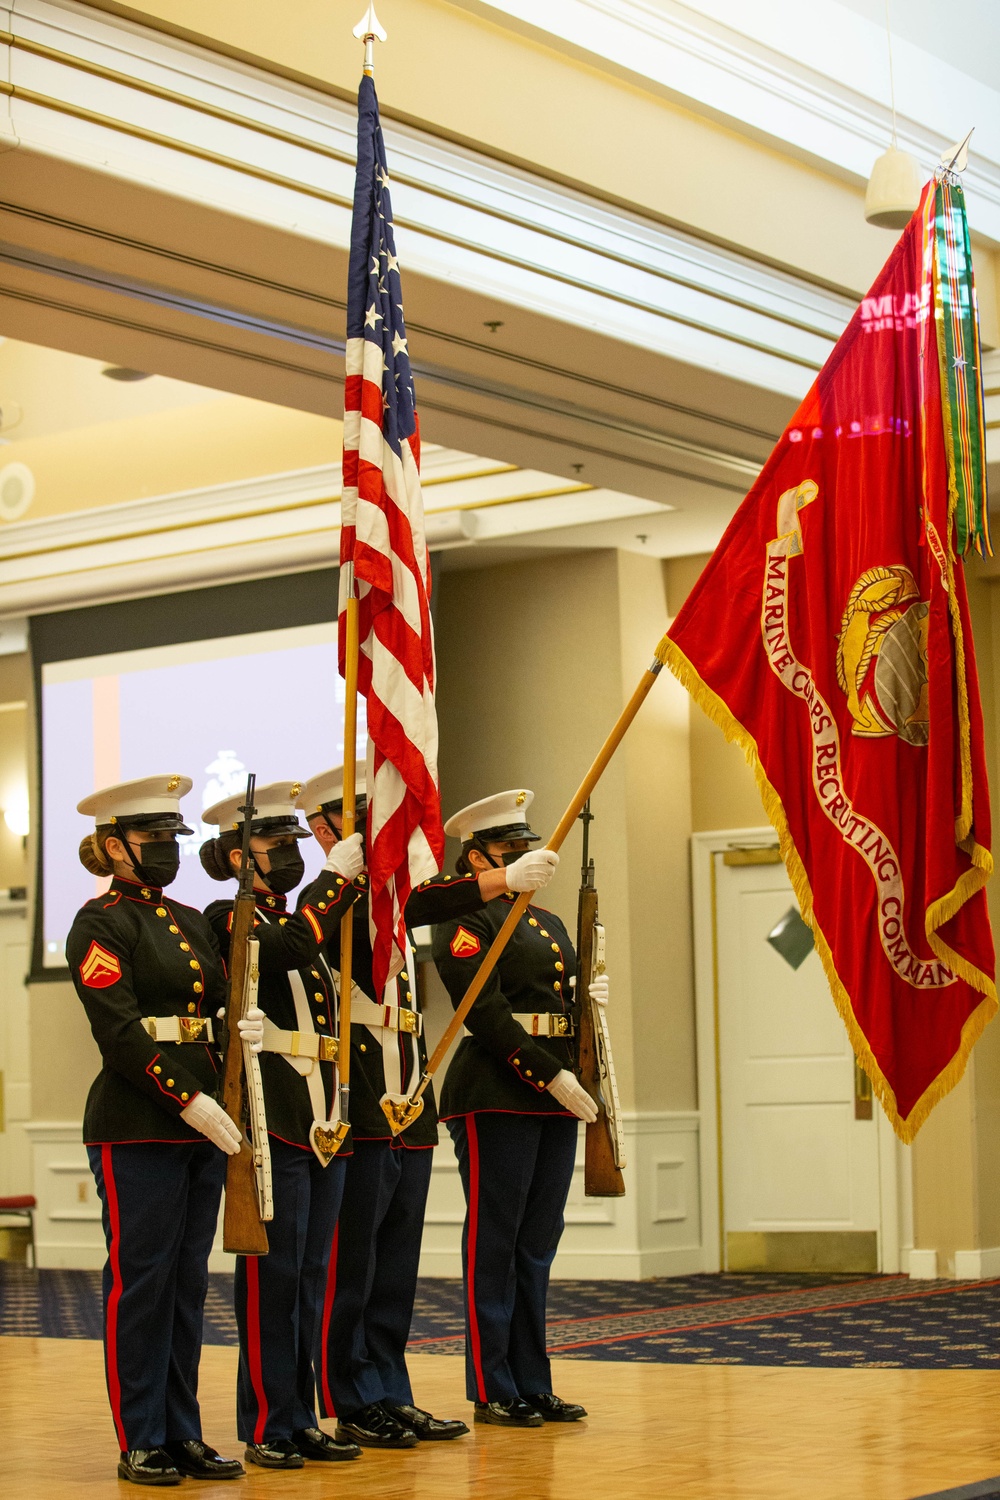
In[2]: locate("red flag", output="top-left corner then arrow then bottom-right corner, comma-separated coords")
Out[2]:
664,179 -> 995,1141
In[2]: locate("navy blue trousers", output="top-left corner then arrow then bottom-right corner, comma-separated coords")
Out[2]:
88,1141 -> 226,1452
234,1138 -> 345,1442
318,1140 -> 434,1417
447,1112 -> 577,1403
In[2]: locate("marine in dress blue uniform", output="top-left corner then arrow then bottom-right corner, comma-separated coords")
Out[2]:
432,790 -> 598,1427
295,766 -> 471,1448
201,781 -> 367,1471
68,776 -> 245,1487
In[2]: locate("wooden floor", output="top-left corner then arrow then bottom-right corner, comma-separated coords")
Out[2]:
1,1338 -> 999,1499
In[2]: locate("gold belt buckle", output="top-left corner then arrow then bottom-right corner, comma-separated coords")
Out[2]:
398,1008 -> 418,1034
318,1036 -> 339,1062
553,1015 -> 570,1037
179,1017 -> 207,1042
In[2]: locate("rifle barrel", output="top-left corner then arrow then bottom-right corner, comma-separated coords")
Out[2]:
579,798 -> 594,887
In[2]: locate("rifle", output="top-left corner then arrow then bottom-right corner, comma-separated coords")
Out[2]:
575,800 -> 626,1197
218,773 -> 272,1255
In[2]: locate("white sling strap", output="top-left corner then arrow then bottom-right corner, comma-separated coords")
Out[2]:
372,935 -> 420,1100
286,969 -> 342,1157
331,936 -> 421,1102
255,909 -> 341,1165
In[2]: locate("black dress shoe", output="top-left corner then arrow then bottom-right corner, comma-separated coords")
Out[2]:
162,1440 -> 244,1480
116,1449 -> 181,1486
292,1427 -> 363,1461
473,1398 -> 545,1427
381,1401 -> 470,1441
524,1392 -> 588,1422
244,1439 -> 305,1469
335,1402 -> 419,1448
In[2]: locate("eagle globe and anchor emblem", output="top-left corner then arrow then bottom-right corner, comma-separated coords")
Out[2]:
835,565 -> 930,745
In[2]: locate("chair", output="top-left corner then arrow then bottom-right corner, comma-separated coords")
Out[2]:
0,1194 -> 37,1267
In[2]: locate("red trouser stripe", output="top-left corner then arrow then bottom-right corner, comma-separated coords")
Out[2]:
319,1224 -> 339,1417
101,1145 -> 127,1450
465,1115 -> 487,1402
244,1257 -> 269,1444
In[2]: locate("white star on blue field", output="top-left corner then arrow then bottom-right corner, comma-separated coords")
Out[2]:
347,75 -> 417,459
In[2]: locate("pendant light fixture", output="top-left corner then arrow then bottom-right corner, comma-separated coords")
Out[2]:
864,0 -> 922,228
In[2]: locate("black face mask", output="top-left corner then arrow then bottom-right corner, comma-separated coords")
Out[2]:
481,847 -> 524,870
326,814 -> 368,845
256,842 -> 305,895
122,837 -> 181,888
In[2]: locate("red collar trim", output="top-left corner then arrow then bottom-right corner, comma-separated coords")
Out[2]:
111,876 -> 163,903
254,891 -> 287,913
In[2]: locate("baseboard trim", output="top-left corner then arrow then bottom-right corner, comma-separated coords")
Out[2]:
34,1242 -> 106,1270
906,1248 -> 939,1279
953,1247 -> 1000,1280
417,1245 -> 704,1280
37,1246 -> 334,1276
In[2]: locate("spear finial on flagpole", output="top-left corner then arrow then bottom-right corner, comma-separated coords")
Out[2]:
939,128 -> 974,182
353,3 -> 387,77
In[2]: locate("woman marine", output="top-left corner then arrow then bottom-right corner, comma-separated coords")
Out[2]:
201,780 -> 367,1471
432,789 -> 607,1427
68,775 -> 247,1487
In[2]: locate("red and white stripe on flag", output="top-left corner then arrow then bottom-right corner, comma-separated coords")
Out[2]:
340,333 -> 444,996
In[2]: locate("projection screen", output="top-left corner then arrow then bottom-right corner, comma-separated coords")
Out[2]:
31,569 -> 363,977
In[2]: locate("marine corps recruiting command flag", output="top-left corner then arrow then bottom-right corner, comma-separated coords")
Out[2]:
340,66 -> 444,998
665,174 -> 995,1141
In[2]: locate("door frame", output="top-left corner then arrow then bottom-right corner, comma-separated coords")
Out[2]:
691,829 -> 903,1274
0,900 -> 31,1197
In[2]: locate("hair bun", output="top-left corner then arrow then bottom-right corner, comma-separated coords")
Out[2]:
199,837 -> 233,882
79,834 -> 111,876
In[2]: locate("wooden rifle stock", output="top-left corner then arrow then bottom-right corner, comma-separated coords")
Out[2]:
220,777 -> 269,1256
576,878 -> 626,1198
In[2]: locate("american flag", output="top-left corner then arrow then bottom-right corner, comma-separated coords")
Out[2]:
340,73 -> 444,997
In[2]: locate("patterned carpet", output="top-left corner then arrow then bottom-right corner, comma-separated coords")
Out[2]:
2,1265 -> 1000,1367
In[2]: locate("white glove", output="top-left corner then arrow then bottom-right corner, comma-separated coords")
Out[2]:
546,1068 -> 598,1123
505,847 -> 559,893
237,1005 -> 265,1053
324,832 -> 365,881
589,974 -> 609,1008
180,1093 -> 242,1155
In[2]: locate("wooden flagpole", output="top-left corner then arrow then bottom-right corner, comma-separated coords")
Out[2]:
334,573 -> 360,1145
330,5 -> 387,1152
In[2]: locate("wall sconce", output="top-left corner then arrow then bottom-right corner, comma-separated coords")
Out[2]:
3,793 -> 29,840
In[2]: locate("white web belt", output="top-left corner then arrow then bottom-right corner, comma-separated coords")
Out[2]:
142,1015 -> 216,1043
332,937 -> 420,1100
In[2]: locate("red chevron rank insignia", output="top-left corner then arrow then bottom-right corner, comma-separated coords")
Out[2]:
80,940 -> 122,988
450,927 -> 480,958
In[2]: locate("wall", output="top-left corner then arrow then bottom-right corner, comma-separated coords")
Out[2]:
0,653 -> 30,890
430,549 -> 701,1273
911,564 -> 1000,1277
435,548 -> 696,1114
617,550 -> 696,1111
665,555 -> 766,834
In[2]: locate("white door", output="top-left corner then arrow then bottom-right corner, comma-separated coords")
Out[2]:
0,906 -> 31,1195
716,850 -> 883,1271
